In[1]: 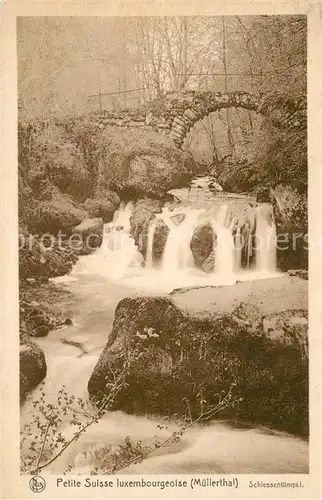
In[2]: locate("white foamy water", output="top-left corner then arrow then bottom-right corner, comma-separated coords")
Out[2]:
160,209 -> 198,272
255,203 -> 277,272
52,196 -> 280,293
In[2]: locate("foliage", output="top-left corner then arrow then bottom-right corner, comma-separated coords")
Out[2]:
21,379 -> 239,475
216,120 -> 307,194
18,120 -> 92,233
21,359 -> 129,475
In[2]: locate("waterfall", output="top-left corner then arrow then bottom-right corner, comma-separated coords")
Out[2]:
161,211 -> 197,272
255,204 -> 277,272
213,205 -> 235,276
145,219 -> 157,269
234,226 -> 243,271
57,188 -> 279,292
70,202 -> 143,281
141,199 -> 278,290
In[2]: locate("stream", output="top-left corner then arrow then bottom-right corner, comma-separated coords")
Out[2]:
20,187 -> 309,474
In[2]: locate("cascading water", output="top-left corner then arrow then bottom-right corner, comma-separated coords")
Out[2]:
234,226 -> 243,271
144,199 -> 279,284
70,196 -> 280,293
212,204 -> 236,278
255,203 -> 277,272
21,189 -> 306,476
53,186 -> 280,295
145,219 -> 156,269
160,210 -> 198,272
70,202 -> 143,282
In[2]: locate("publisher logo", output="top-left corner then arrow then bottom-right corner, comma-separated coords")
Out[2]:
29,476 -> 46,493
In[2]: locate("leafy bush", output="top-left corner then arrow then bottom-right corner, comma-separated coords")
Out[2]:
19,121 -> 91,202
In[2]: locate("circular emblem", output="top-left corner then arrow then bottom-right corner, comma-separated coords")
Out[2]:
29,476 -> 46,493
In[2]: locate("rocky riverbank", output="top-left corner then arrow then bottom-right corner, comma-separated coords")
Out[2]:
88,275 -> 308,436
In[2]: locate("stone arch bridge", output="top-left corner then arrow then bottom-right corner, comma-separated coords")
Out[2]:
90,90 -> 306,148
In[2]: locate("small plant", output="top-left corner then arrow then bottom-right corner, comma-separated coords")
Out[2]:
21,373 -> 240,475
21,361 -> 129,475
99,383 -> 241,474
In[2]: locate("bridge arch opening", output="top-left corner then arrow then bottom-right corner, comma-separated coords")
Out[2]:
183,106 -> 265,172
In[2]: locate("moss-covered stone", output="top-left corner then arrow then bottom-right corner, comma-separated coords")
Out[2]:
20,340 -> 47,404
88,276 -> 308,436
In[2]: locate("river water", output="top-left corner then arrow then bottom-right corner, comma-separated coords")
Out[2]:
20,190 -> 308,474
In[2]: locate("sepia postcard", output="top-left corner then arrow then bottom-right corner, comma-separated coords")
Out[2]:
1,0 -> 321,498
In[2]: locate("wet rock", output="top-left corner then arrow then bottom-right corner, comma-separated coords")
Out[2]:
170,213 -> 186,226
208,181 -> 223,192
19,233 -> 78,283
271,185 -> 308,271
256,187 -> 271,203
233,205 -> 257,268
287,269 -> 308,280
20,340 -> 47,404
94,187 -> 121,208
190,224 -> 216,268
84,198 -> 115,223
152,219 -> 170,262
72,218 -> 104,255
129,198 -> 163,258
26,307 -> 51,337
88,276 -> 308,436
201,251 -> 216,273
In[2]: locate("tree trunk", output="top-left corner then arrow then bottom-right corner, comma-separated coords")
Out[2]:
222,16 -> 235,152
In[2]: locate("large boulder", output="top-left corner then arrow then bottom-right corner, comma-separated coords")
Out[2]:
20,339 -> 47,404
190,224 -> 216,268
125,152 -> 193,198
84,199 -> 115,223
271,185 -> 308,271
71,218 -> 104,255
88,276 -> 308,435
96,127 -> 197,199
28,197 -> 87,236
